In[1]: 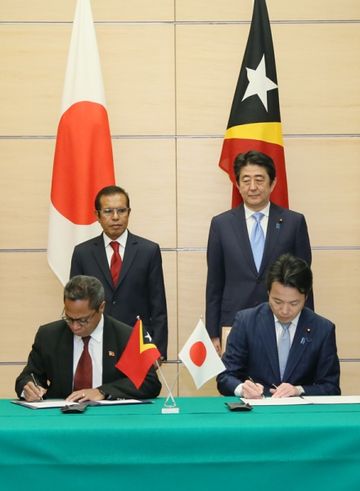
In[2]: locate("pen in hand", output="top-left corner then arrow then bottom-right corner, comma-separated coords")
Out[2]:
30,373 -> 43,401
247,377 -> 264,398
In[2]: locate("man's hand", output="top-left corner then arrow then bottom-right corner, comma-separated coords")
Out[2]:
211,337 -> 222,356
270,383 -> 299,398
23,381 -> 47,401
242,379 -> 264,399
66,388 -> 105,403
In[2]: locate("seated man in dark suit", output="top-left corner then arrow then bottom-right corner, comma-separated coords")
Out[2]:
217,254 -> 340,398
15,275 -> 161,402
70,185 -> 168,359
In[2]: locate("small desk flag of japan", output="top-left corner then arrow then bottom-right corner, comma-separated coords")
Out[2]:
116,319 -> 161,389
179,319 -> 225,389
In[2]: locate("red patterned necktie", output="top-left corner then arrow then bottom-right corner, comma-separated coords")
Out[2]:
73,336 -> 92,391
110,241 -> 122,286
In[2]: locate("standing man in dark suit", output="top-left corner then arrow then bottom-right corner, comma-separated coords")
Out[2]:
206,150 -> 312,354
217,254 -> 340,398
15,275 -> 161,402
70,185 -> 168,359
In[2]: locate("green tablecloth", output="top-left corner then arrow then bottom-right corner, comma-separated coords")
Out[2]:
1,397 -> 359,491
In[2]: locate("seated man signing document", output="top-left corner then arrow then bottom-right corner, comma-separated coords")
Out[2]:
217,254 -> 340,399
15,275 -> 161,402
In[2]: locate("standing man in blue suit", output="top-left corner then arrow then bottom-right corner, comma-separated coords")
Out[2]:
217,254 -> 340,398
206,150 -> 313,354
70,186 -> 168,359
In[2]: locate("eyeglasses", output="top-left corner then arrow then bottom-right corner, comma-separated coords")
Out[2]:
98,207 -> 130,217
61,310 -> 97,327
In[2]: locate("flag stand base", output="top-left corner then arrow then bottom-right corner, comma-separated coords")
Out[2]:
161,406 -> 180,414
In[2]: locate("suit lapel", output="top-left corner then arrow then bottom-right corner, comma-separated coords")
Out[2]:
229,206 -> 257,272
102,317 -> 121,380
283,310 -> 313,381
90,234 -> 114,288
117,231 -> 138,288
58,325 -> 75,395
258,306 -> 280,380
259,203 -> 284,274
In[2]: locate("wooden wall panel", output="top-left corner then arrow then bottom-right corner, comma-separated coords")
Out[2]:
312,250 -> 360,358
340,363 -> 360,395
285,138 -> 360,246
275,24 -> 360,134
0,25 -> 67,135
0,253 -> 63,361
176,23 -> 360,135
177,251 -> 207,348
177,0 -> 360,21
0,366 -> 24,398
177,138 -> 229,247
98,24 -> 175,135
1,0 -> 174,21
0,140 -> 54,248
112,139 -> 177,248
0,23 -> 175,136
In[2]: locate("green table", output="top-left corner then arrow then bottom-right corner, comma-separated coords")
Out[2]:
1,397 -> 359,491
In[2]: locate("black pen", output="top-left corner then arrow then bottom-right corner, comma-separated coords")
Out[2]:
248,377 -> 265,398
30,373 -> 43,401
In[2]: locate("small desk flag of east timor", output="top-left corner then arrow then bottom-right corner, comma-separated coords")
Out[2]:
179,319 -> 225,389
218,0 -> 288,209
48,0 -> 115,285
116,319 -> 161,389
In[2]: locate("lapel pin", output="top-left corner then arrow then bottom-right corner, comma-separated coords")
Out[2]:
108,351 -> 115,357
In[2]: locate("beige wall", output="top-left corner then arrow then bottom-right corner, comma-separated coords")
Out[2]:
0,0 -> 359,398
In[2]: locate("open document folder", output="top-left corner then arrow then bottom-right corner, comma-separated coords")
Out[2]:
11,399 -> 150,409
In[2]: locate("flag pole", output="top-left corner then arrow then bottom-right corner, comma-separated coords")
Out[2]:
156,361 -> 180,414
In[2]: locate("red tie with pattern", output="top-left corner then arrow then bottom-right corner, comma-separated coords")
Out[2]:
73,336 -> 92,391
110,241 -> 122,286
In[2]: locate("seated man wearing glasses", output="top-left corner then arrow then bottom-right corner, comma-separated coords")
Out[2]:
70,185 -> 168,359
15,275 -> 161,402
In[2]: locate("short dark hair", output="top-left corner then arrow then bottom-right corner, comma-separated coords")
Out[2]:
94,185 -> 130,210
233,150 -> 276,184
64,276 -> 105,310
266,254 -> 313,297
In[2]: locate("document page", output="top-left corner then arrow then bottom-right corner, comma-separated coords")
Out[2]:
11,399 -> 79,409
242,397 -> 311,406
304,395 -> 360,404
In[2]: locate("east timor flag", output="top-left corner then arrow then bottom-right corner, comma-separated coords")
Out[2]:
116,319 -> 161,389
219,0 -> 288,209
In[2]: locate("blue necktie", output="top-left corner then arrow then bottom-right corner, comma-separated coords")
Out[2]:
278,323 -> 291,380
250,212 -> 265,271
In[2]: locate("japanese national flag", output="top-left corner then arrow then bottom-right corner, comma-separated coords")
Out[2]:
179,319 -> 225,389
48,0 -> 115,285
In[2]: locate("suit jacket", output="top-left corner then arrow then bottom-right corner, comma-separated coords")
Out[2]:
70,231 -> 168,358
206,203 -> 313,338
15,315 -> 162,400
217,303 -> 340,396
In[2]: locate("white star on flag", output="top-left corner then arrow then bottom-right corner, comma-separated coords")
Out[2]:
242,54 -> 277,111
179,319 -> 225,389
